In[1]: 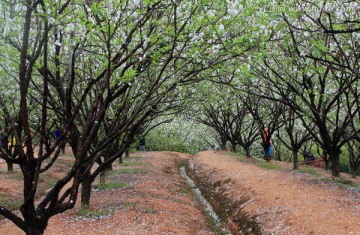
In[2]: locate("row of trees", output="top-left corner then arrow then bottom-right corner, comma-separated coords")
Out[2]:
0,0 -> 252,234
0,0 -> 358,234
186,1 -> 359,177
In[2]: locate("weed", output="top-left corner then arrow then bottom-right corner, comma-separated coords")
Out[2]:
121,161 -> 143,167
297,167 -> 321,177
178,187 -> 188,195
78,205 -> 115,218
204,210 -> 226,235
258,159 -> 284,171
143,207 -> 159,214
108,168 -> 147,176
124,155 -> 143,161
56,159 -> 74,168
6,171 -> 24,180
0,193 -> 22,220
122,202 -> 136,210
96,181 -> 130,190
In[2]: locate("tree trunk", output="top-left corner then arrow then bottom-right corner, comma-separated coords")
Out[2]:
231,142 -> 237,152
324,160 -> 330,170
99,170 -> 106,184
321,151 -> 330,170
220,137 -> 227,151
125,149 -> 129,157
293,150 -> 299,170
7,161 -> 13,172
329,151 -> 340,177
81,172 -> 93,207
351,167 -> 357,178
26,220 -> 48,235
245,147 -> 251,158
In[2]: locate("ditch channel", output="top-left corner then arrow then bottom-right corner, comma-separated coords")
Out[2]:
181,159 -> 262,235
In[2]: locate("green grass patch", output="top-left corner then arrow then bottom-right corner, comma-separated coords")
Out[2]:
258,159 -> 284,171
122,202 -> 136,210
56,159 -> 74,168
324,178 -> 360,190
0,193 -> 22,220
204,210 -> 226,235
96,181 -> 130,190
3,171 -> 24,180
36,173 -> 62,200
142,207 -> 159,214
178,187 -> 188,195
78,205 -> 115,218
297,167 -> 321,177
121,161 -> 143,167
125,155 -> 143,161
108,168 -> 147,175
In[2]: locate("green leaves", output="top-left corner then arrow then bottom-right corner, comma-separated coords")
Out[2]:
311,40 -> 329,57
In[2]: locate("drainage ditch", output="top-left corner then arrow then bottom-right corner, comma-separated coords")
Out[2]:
181,159 -> 262,235
180,165 -> 231,235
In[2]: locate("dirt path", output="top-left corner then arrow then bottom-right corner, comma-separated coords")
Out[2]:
0,151 -> 214,235
0,150 -> 359,235
191,151 -> 360,235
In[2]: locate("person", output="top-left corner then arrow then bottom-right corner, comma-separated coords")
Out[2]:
306,152 -> 315,165
263,127 -> 273,157
139,137 -> 146,151
54,128 -> 61,141
54,128 -> 65,154
0,127 -> 8,153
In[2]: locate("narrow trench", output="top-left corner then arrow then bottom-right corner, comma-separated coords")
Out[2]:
180,165 -> 232,235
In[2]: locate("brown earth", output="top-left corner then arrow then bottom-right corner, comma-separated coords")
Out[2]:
190,151 -> 360,235
0,150 -> 359,234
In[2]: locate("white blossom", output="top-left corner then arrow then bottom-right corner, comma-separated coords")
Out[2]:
218,24 -> 224,31
48,17 -> 55,24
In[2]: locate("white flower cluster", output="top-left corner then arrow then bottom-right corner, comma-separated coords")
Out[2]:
227,0 -> 243,16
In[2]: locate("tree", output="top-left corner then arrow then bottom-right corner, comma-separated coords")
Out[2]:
255,0 -> 359,176
276,104 -> 313,169
0,0 -> 250,234
240,87 -> 284,162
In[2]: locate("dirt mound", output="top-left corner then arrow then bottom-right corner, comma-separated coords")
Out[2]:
190,151 -> 360,235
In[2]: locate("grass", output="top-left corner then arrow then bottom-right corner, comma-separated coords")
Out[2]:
319,178 -> 360,191
3,170 -> 24,180
123,155 -> 143,161
78,205 -> 115,218
142,207 -> 159,214
297,166 -> 321,177
0,193 -> 22,220
96,181 -> 130,190
108,168 -> 147,176
178,187 -> 188,195
122,202 -> 137,210
121,161 -> 143,167
258,159 -> 284,171
56,159 -> 75,168
204,211 -> 226,235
